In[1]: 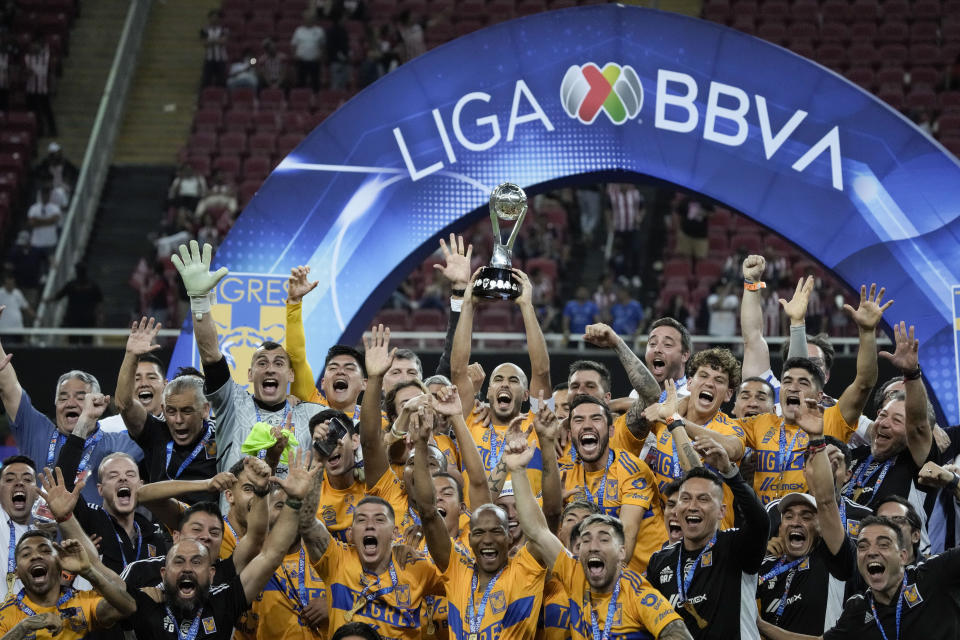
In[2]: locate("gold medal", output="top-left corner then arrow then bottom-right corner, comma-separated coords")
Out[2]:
343,597 -> 365,622
683,601 -> 708,629
468,634 -> 478,640
5,572 -> 14,594
852,487 -> 864,501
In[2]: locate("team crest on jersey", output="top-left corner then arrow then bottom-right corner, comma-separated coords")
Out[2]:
61,607 -> 87,632
659,566 -> 674,584
701,551 -> 713,567
847,520 -> 861,536
903,583 -> 923,607
607,479 -> 619,497
148,544 -> 157,557
321,506 -> 338,526
204,438 -> 218,459
396,584 -> 411,606
491,591 -> 506,614
761,429 -> 776,445
799,557 -> 810,571
203,617 -> 217,634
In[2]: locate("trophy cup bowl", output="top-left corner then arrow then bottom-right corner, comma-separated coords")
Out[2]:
473,183 -> 529,301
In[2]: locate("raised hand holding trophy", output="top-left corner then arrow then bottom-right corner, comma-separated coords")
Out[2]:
473,183 -> 528,300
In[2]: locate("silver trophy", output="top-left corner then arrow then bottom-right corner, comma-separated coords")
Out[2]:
473,183 -> 528,300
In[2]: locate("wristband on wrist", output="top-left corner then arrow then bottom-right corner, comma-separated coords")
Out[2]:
55,512 -> 72,523
948,473 -> 960,491
808,437 -> 826,448
902,366 -> 922,381
667,418 -> 685,432
450,297 -> 463,312
450,288 -> 466,297
743,280 -> 766,291
285,497 -> 303,510
190,291 -> 213,318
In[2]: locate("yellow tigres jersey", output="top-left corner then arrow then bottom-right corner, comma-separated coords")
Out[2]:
254,546 -> 327,640
317,469 -> 414,542
645,411 -> 746,530
443,545 -> 546,640
610,413 -> 646,458
221,513 -> 240,560
466,410 -> 543,497
550,552 -> 681,640
0,589 -> 103,640
312,542 -> 442,640
537,574 -> 571,640
561,449 -> 666,573
739,404 -> 854,504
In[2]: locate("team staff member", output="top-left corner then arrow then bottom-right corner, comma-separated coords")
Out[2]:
0,456 -> 38,601
116,317 -> 218,504
503,434 -> 691,640
646,438 -> 769,639
757,397 -> 855,636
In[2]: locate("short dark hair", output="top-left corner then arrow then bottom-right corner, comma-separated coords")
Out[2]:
308,409 -> 355,436
739,376 -> 776,398
433,472 -> 463,503
392,349 -> 423,378
577,514 -> 625,546
568,360 -> 612,393
873,376 -> 905,416
650,317 -> 692,355
779,332 -> 834,375
781,357 -> 825,390
228,458 -> 247,477
178,502 -> 223,531
324,345 -> 365,376
823,435 -> 852,470
680,467 -> 723,495
331,622 -> 383,640
384,379 -> 428,423
136,354 -> 166,377
876,495 -> 922,533
858,515 -> 905,550
174,366 -> 205,379
14,529 -> 53,556
661,479 -> 682,499
1,455 -> 36,473
687,347 -> 741,390
568,394 -> 612,427
561,499 -> 601,521
552,382 -> 569,392
356,496 -> 395,522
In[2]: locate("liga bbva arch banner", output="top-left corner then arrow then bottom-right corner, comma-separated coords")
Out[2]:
170,4 -> 960,422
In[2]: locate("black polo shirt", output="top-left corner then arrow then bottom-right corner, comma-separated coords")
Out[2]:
824,547 -> 960,639
129,573 -> 249,640
766,496 -> 873,539
758,537 -> 855,634
134,415 -> 219,505
844,442 -> 936,508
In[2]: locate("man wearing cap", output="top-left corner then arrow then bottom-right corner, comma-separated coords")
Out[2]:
36,141 -> 78,196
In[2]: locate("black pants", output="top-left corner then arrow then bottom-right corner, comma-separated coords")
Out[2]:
26,93 -> 57,136
202,60 -> 226,86
296,59 -> 320,92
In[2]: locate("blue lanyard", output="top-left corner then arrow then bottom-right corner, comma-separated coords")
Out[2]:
6,523 -> 14,575
47,429 -> 103,475
114,518 -> 142,569
468,565 -> 505,635
223,515 -> 238,541
407,506 -> 422,527
15,588 -> 73,615
581,449 -> 615,510
677,532 -> 716,602
280,548 -> 310,613
359,561 -> 398,601
845,456 -> 895,504
486,424 -> 507,472
165,423 -> 213,479
165,605 -> 203,640
669,436 -> 683,479
759,556 -> 806,621
839,498 -> 847,532
777,426 -> 804,473
869,572 -> 907,640
588,572 -> 622,640
254,402 -> 290,426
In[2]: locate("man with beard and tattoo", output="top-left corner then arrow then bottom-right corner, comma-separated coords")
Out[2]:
451,267 -> 552,497
757,515 -> 960,640
0,457 -> 38,601
101,349 -> 166,434
506,435 -> 692,640
117,318 -> 218,504
0,532 -> 135,640
560,393 -> 665,572
118,449 -> 318,640
171,241 -> 324,476
756,397 -> 856,637
54,392 -> 167,573
646,436 -> 769,639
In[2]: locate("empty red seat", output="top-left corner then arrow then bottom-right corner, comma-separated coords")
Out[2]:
524,257 -> 558,280
282,110 -> 310,133
663,259 -> 693,279
200,86 -> 228,108
849,21 -> 877,41
188,131 -> 217,154
276,133 -> 302,156
730,234 -> 763,253
849,42 -> 880,67
940,91 -> 960,110
850,0 -> 879,21
759,0 -> 788,19
758,22 -> 787,45
213,154 -> 241,177
239,179 -> 261,204
242,154 -> 272,180
909,66 -> 939,88
515,0 -> 546,15
258,87 -> 286,111
252,111 -> 279,132
186,155 -> 211,176
909,22 -> 939,45
288,87 -> 313,111
193,109 -> 223,132
788,21 -> 817,43
875,66 -> 905,86
909,44 -> 941,67
373,309 -> 410,331
816,44 -> 847,67
223,110 -> 252,132
218,131 -> 247,154
846,66 -> 875,89
877,21 -> 908,45
230,87 -> 257,110
790,0 -> 818,23
907,86 -> 937,109
877,86 -> 904,110
6,112 -> 36,140
820,0 -> 850,21
913,0 -> 940,21
937,114 -> 960,135
248,132 -> 276,155
694,259 -> 723,279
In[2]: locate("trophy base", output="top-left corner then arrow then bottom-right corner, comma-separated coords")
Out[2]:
473,267 -> 520,300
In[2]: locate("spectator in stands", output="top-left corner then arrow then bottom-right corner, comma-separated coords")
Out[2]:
592,273 -> 617,320
26,182 -> 61,257
24,36 -> 56,137
0,30 -> 18,111
292,11 -> 325,92
664,293 -> 693,332
4,231 -> 46,307
375,23 -> 400,74
141,262 -> 170,324
200,9 -> 228,86
257,38 -> 288,90
562,285 -> 600,344
168,163 -> 207,212
326,11 -> 351,90
397,10 -> 427,62
418,271 -> 446,312
609,284 -> 644,337
36,142 -> 79,198
674,194 -> 709,260
226,48 -> 259,90
0,0 -> 15,29
576,185 -> 602,244
0,272 -> 34,332
706,279 -> 739,337
605,183 -> 646,275
46,263 -> 103,338
530,268 -> 558,331
358,27 -> 386,87
196,170 -> 238,219
318,0 -> 367,21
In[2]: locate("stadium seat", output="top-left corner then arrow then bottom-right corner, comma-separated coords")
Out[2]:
213,154 -> 242,178
239,179 -> 261,204
790,0 -> 818,24
282,111 -> 310,133
200,86 -> 228,108
6,112 -> 36,140
878,21 -> 908,45
242,154 -> 272,180
909,22 -> 939,45
193,109 -> 223,132
218,132 -> 248,155
288,88 -> 314,111
186,155 -> 211,176
252,111 -> 280,133
277,133 -> 303,156
848,21 -> 877,42
850,0 -> 879,22
258,88 -> 286,111
374,309 -> 410,331
230,87 -> 257,110
248,132 -> 277,156
820,0 -> 850,22
223,110 -> 253,133
909,44 -> 941,68
913,0 -> 940,21
875,67 -> 905,87
758,22 -> 788,45
845,66 -> 875,90
188,131 -> 217,155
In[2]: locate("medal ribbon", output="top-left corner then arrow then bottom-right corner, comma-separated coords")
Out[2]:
16,588 -> 73,616
587,571 -> 622,640
46,429 -> 103,477
486,425 -> 507,473
869,571 -> 908,640
758,556 -> 805,584
254,402 -> 290,460
581,449 -> 615,510
164,605 -> 203,640
468,565 -> 505,636
844,455 -> 895,504
165,423 -> 213,479
114,519 -> 142,569
7,523 -> 15,575
279,547 -> 309,614
777,426 -> 804,473
223,515 -> 238,542
676,532 -> 716,604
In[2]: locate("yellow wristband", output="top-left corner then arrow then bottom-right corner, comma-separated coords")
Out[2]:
743,281 -> 766,291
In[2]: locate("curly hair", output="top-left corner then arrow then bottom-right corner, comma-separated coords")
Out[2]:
686,347 -> 741,389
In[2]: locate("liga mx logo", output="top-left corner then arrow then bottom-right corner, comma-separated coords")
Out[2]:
561,62 -> 643,125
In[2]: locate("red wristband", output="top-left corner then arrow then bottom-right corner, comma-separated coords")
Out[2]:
55,513 -> 72,523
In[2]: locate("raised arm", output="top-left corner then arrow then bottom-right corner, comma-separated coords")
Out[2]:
503,434 -> 562,568
514,269 -> 551,400
57,393 -> 110,499
0,308 -> 23,422
584,323 -> 659,404
55,539 -> 136,623
298,450 -> 331,563
797,397 -> 845,555
432,234 -> 471,379
361,324 -> 396,489
450,268 -> 483,417
838,284 -> 892,426
740,255 -> 771,378
116,317 -> 163,438
240,449 -> 319,603
780,276 -> 815,361
880,322 -> 931,467
285,266 -> 320,402
229,457 -> 272,572
136,473 -> 236,531
409,411 -> 452,572
171,241 -> 229,365
651,381 -> 702,472
532,394 -> 563,533
435,385 -> 492,508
